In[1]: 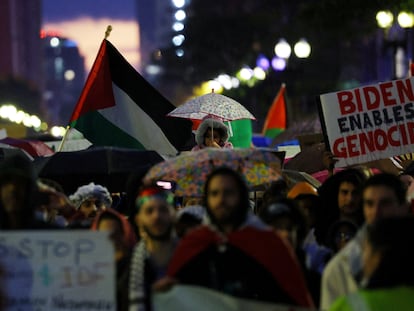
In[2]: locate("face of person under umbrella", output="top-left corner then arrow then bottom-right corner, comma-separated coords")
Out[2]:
206,174 -> 241,225
204,128 -> 223,147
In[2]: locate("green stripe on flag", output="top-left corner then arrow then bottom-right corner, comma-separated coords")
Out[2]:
263,128 -> 284,139
71,111 -> 145,149
228,119 -> 253,148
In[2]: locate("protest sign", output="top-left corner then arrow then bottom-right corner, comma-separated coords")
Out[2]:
153,285 -> 316,311
319,77 -> 414,167
0,231 -> 115,311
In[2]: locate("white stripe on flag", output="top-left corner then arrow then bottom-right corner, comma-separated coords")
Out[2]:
99,83 -> 178,156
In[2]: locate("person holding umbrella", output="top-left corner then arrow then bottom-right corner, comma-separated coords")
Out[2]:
167,91 -> 255,151
191,117 -> 233,150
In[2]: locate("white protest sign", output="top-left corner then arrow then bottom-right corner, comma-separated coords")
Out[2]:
153,285 -> 316,311
319,77 -> 414,167
0,231 -> 115,311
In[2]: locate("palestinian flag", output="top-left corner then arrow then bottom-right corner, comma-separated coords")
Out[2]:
228,119 -> 253,148
261,83 -> 287,138
68,39 -> 193,156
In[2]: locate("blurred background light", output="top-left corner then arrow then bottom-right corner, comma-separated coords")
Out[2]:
271,57 -> 287,71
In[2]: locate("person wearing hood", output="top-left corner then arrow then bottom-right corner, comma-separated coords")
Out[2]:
192,118 -> 233,150
91,208 -> 137,311
162,167 -> 314,308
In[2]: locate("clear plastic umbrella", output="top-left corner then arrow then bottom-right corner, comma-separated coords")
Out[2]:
167,92 -> 255,121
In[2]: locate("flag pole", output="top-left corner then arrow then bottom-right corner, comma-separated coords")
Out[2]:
57,25 -> 112,152
105,25 -> 112,39
56,125 -> 71,152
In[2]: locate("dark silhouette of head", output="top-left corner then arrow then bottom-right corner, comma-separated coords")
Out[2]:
365,216 -> 414,288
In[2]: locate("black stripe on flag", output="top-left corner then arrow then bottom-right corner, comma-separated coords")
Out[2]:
105,40 -> 193,151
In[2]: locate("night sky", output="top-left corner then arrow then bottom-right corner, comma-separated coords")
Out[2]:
42,0 -> 140,70
42,0 -> 137,22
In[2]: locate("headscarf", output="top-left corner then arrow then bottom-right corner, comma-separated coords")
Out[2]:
69,182 -> 112,209
90,208 -> 137,250
135,186 -> 174,211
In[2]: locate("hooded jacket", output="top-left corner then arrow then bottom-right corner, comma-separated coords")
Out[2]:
167,211 -> 314,308
193,118 -> 233,150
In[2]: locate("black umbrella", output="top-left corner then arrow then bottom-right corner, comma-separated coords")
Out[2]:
0,143 -> 33,161
34,146 -> 164,194
282,169 -> 321,189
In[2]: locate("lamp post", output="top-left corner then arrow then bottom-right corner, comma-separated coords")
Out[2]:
376,10 -> 414,79
272,38 -> 311,121
273,38 -> 311,71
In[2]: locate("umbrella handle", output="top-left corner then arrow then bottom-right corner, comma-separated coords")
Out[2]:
211,119 -> 213,141
227,121 -> 233,137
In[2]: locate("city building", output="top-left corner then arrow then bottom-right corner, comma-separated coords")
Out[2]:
136,0 -> 190,102
0,0 -> 45,137
42,32 -> 85,125
0,0 -> 43,88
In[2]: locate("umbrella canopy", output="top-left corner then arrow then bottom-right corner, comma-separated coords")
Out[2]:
34,146 -> 164,194
282,169 -> 321,189
144,148 -> 283,197
167,93 -> 256,121
284,143 -> 326,174
0,143 -> 33,161
0,137 -> 54,157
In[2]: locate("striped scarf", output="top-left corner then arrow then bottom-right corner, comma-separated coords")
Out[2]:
129,240 -> 149,311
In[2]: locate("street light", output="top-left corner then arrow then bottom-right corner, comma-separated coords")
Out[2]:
274,38 -> 311,59
273,38 -> 311,73
376,11 -> 394,28
294,39 -> 312,58
376,10 -> 413,79
274,39 -> 292,59
398,11 -> 414,28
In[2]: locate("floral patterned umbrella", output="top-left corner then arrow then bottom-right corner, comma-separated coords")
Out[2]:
144,148 -> 283,197
167,93 -> 256,121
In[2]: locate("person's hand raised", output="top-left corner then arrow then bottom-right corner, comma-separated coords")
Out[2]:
152,276 -> 178,292
322,151 -> 338,176
205,137 -> 221,148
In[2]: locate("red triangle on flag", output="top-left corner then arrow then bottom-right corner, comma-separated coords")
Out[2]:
69,40 -> 115,124
261,83 -> 287,138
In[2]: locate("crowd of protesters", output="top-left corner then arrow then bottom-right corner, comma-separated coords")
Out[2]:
0,119 -> 413,311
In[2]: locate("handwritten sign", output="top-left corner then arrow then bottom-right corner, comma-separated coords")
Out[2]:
153,285 -> 315,311
319,77 -> 414,167
0,231 -> 115,311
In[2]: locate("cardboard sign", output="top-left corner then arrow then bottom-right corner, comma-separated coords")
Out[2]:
0,231 -> 115,311
153,285 -> 315,311
319,77 -> 414,167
